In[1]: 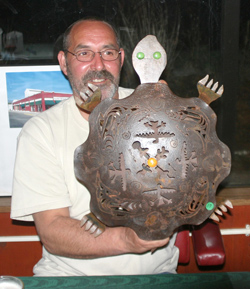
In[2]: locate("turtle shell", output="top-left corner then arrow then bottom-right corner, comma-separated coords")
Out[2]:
74,82 -> 231,240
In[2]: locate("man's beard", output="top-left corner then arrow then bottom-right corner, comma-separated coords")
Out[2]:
67,66 -> 120,102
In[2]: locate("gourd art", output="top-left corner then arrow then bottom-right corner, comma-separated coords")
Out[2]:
74,35 -> 231,240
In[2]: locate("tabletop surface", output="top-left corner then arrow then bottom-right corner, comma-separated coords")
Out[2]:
19,272 -> 250,289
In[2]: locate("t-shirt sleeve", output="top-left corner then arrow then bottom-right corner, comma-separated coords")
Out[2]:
11,116 -> 72,221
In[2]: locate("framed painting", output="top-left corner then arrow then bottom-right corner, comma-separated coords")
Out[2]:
0,65 -> 72,195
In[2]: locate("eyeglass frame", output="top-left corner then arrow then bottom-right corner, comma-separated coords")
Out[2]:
65,48 -> 122,62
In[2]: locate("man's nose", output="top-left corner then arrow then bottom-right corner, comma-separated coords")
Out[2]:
90,52 -> 105,71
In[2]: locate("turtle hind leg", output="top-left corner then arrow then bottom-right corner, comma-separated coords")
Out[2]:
209,200 -> 233,222
80,212 -> 106,237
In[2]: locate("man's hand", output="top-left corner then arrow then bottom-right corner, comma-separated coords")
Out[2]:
33,208 -> 169,259
120,226 -> 170,254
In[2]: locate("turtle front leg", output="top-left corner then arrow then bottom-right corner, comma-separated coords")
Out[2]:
80,212 -> 106,237
197,75 -> 224,105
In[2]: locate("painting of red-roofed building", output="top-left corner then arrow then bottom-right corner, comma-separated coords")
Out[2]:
12,89 -> 71,112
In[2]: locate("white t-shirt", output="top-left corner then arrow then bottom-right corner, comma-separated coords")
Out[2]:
11,87 -> 179,276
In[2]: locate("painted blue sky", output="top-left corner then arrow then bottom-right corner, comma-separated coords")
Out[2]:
6,70 -> 73,101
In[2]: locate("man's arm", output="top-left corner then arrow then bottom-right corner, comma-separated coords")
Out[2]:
33,207 -> 169,259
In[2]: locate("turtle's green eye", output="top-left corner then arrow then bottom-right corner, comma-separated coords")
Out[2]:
137,52 -> 145,60
153,52 -> 161,59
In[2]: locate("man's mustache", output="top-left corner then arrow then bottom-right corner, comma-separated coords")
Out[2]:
82,70 -> 115,84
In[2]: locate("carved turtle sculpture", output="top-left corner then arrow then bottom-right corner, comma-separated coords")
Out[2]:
74,35 -> 231,240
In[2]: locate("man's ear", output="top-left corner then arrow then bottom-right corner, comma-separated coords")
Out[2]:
58,51 -> 68,76
119,48 -> 125,68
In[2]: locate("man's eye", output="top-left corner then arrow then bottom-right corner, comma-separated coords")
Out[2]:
78,51 -> 90,57
103,50 -> 114,56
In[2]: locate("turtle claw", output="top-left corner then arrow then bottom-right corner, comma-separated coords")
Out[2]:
219,204 -> 228,212
197,74 -> 224,105
218,199 -> 233,212
80,83 -> 100,100
75,83 -> 102,112
215,208 -> 223,215
209,212 -> 220,222
209,199 -> 233,222
80,213 -> 106,237
224,199 -> 233,209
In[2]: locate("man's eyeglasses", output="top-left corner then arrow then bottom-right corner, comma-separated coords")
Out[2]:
65,49 -> 121,62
